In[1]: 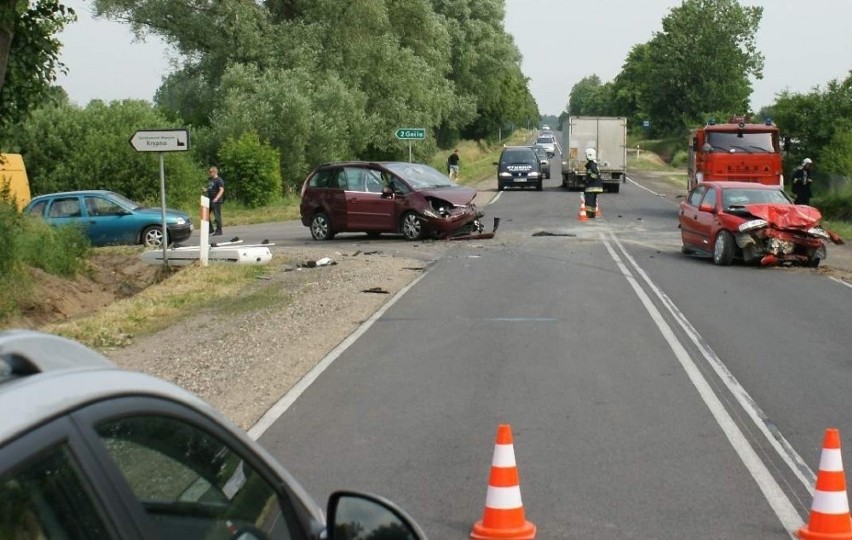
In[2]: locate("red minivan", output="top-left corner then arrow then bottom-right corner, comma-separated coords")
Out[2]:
300,161 -> 484,241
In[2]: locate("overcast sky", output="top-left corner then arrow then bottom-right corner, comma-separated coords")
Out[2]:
56,0 -> 851,116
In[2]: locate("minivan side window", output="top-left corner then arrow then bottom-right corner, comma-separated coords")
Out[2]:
309,169 -> 336,189
95,415 -> 297,539
0,444 -> 115,539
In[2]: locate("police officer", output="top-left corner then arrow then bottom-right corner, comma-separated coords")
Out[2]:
584,148 -> 603,218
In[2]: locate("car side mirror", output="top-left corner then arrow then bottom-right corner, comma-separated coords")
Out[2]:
699,203 -> 715,213
381,187 -> 395,199
327,491 -> 426,540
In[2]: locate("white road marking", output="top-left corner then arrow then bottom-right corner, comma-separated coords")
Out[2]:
247,269 -> 432,440
830,276 -> 852,290
625,176 -> 666,197
602,232 -> 803,535
489,191 -> 503,205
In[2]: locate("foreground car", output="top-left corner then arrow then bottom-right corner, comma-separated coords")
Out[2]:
300,161 -> 484,241
24,190 -> 192,248
0,330 -> 427,540
679,181 -> 844,266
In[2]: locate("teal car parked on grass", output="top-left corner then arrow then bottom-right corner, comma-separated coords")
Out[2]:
24,190 -> 193,248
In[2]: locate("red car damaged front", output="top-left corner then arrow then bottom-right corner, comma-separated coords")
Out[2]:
413,186 -> 485,239
733,204 -> 844,266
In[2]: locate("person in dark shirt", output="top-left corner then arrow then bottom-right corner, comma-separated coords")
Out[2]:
205,166 -> 225,235
791,157 -> 813,205
447,149 -> 460,180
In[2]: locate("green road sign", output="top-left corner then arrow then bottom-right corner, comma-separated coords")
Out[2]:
395,128 -> 426,140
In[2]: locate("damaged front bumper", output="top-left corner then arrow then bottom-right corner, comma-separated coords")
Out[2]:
422,199 -> 488,239
735,222 -> 838,266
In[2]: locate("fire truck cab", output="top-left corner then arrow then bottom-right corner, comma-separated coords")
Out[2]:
687,117 -> 783,190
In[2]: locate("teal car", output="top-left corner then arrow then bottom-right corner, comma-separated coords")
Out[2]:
24,190 -> 193,248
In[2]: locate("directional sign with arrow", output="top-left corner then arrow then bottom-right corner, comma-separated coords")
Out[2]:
129,129 -> 190,152
395,128 -> 426,140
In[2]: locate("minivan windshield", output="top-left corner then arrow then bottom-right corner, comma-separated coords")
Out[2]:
385,163 -> 456,189
501,149 -> 537,165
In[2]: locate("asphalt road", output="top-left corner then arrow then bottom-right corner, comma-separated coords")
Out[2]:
244,156 -> 852,538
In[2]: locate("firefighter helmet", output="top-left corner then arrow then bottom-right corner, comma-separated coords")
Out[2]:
803,157 -> 813,165
585,148 -> 597,161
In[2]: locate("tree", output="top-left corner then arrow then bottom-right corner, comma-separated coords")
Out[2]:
0,0 -> 75,127
638,0 -> 764,134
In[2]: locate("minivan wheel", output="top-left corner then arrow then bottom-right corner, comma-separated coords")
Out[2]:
401,212 -> 424,241
142,225 -> 164,248
311,212 -> 335,240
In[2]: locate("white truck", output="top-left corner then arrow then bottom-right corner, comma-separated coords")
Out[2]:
560,116 -> 627,193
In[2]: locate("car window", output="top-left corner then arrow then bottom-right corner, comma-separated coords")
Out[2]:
87,196 -> 125,217
687,186 -> 707,206
27,200 -> 47,217
48,197 -> 82,218
701,187 -> 717,209
384,163 -> 454,189
95,415 -> 296,540
309,169 -> 336,189
344,167 -> 367,192
364,169 -> 386,193
0,444 -> 115,539
501,150 -> 537,165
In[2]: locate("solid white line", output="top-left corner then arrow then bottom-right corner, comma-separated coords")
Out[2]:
489,191 -> 503,205
601,233 -> 802,534
625,176 -> 666,197
608,232 -> 817,492
829,276 -> 852,290
247,269 -> 431,440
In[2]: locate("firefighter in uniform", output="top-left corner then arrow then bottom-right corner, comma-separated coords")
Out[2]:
584,147 -> 603,218
791,157 -> 813,205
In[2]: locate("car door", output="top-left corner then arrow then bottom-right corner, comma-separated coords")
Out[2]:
84,194 -> 137,246
344,166 -> 396,232
0,416 -> 135,539
44,195 -> 86,234
72,397 -> 321,540
309,167 -> 347,232
679,185 -> 708,249
693,186 -> 719,249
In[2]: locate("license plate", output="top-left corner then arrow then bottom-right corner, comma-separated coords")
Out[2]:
515,177 -> 527,182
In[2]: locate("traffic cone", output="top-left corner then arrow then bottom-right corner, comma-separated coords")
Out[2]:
797,428 -> 852,539
594,201 -> 602,217
577,195 -> 588,222
471,424 -> 536,540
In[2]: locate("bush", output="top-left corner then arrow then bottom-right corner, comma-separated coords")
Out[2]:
670,150 -> 688,168
217,132 -> 282,209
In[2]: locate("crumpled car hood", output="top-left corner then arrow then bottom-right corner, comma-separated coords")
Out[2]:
743,204 -> 821,229
417,187 -> 477,206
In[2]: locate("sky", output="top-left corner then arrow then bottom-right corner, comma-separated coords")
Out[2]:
55,0 -> 852,116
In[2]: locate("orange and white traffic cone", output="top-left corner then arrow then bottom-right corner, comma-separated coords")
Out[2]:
577,195 -> 588,222
471,424 -> 536,540
797,428 -> 852,539
594,201 -> 602,218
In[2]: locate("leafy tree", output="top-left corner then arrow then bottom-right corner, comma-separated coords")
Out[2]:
9,99 -> 202,207
218,131 -> 281,208
0,0 -> 75,127
566,75 -> 615,117
637,0 -> 764,134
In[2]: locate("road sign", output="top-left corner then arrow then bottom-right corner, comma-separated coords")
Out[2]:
395,128 -> 426,140
129,129 -> 190,152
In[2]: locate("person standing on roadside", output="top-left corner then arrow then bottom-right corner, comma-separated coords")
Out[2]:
584,147 -> 603,218
447,149 -> 460,181
792,157 -> 814,205
205,166 -> 225,235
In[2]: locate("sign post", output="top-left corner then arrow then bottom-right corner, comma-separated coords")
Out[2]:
395,128 -> 426,162
129,129 -> 190,268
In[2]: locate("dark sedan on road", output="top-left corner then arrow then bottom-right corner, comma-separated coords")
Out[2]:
300,161 -> 484,241
24,190 -> 193,248
679,181 -> 844,266
532,145 -> 551,179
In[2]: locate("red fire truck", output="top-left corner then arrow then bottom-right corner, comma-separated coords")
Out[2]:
687,117 -> 784,190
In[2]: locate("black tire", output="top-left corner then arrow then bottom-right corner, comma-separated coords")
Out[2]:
609,183 -> 620,194
713,230 -> 735,266
142,225 -> 164,248
536,182 -> 543,191
808,257 -> 821,268
401,212 -> 424,241
498,184 -> 505,191
310,212 -> 335,241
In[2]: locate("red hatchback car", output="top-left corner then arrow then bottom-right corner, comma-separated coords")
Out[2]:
679,181 -> 844,266
300,161 -> 484,241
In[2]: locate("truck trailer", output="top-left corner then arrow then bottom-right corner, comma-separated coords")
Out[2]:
560,116 -> 627,193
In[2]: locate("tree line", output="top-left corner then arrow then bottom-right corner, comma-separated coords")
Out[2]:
559,0 -> 851,181
0,0 -> 539,208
